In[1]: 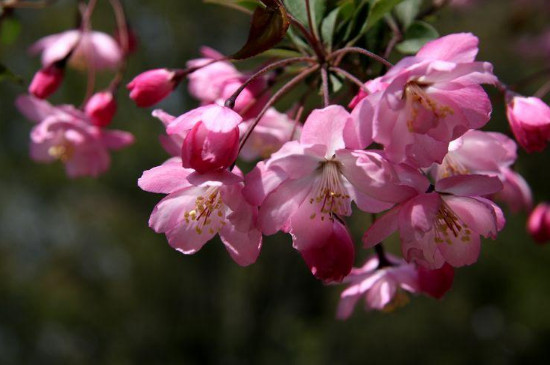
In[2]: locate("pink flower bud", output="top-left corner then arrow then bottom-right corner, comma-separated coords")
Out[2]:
29,64 -> 64,99
299,220 -> 355,283
85,91 -> 117,127
127,69 -> 181,107
182,120 -> 240,173
527,203 -> 550,244
417,263 -> 455,299
506,95 -> 550,153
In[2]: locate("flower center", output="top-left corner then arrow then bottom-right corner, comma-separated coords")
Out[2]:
308,160 -> 350,220
434,202 -> 471,245
183,187 -> 226,235
404,81 -> 454,132
48,142 -> 74,163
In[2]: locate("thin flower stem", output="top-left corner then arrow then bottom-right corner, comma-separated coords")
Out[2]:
80,0 -> 98,107
320,66 -> 330,107
535,79 -> 550,99
224,56 -> 315,108
108,0 -> 129,92
285,12 -> 326,62
329,47 -> 393,69
330,66 -> 368,92
371,214 -> 392,268
383,15 -> 402,61
238,65 -> 320,153
305,0 -> 319,41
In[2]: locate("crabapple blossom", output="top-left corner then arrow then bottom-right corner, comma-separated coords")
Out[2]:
364,174 -> 505,269
337,254 -> 419,318
352,33 -> 496,167
432,130 -> 532,212
30,29 -> 122,70
506,95 -> 550,153
127,69 -> 184,107
186,47 -> 269,119
239,108 -> 301,161
138,161 -> 262,266
16,95 -> 134,178
243,105 -> 419,247
28,64 -> 64,99
85,91 -> 117,127
166,105 -> 242,173
528,203 -> 550,244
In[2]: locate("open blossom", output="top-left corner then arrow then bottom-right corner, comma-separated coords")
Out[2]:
166,105 -> 241,173
187,47 -> 268,119
30,29 -> 122,70
433,130 -> 532,212
127,69 -> 184,107
353,33 -> 496,167
337,254 -> 419,318
239,108 -> 301,161
138,161 -> 262,266
16,95 -> 133,178
29,64 -> 64,99
243,105 -> 420,250
364,174 -> 505,269
152,109 -> 181,157
528,203 -> 550,244
506,95 -> 550,153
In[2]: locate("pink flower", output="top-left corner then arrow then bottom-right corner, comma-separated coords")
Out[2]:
127,68 -> 183,107
432,130 -> 532,212
417,263 -> 454,299
506,95 -> 550,153
527,203 -> 550,244
152,109 -> 181,157
28,64 -> 64,99
353,33 -> 496,167
187,47 -> 269,119
243,105 -> 417,249
166,105 -> 242,173
187,47 -> 240,103
30,30 -> 122,70
364,174 -> 505,269
85,91 -> 117,127
239,108 -> 300,161
15,95 -> 134,178
138,161 -> 262,266
298,219 -> 355,283
337,254 -> 419,318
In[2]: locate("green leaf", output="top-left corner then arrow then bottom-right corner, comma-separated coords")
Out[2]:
395,20 -> 438,54
261,48 -> 304,58
0,63 -> 23,85
203,0 -> 261,14
231,2 -> 290,59
0,17 -> 21,45
321,8 -> 340,51
340,0 -> 369,41
394,0 -> 422,29
366,0 -> 404,29
329,73 -> 343,93
283,0 -> 326,29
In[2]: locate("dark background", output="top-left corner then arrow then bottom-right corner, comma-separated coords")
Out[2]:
1,0 -> 549,363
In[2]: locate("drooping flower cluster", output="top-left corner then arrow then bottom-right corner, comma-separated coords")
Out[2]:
130,31 -> 542,316
16,0 -> 134,177
12,0 -> 550,319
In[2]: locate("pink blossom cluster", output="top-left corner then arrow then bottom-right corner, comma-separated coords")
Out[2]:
128,33 -> 550,316
16,5 -> 135,178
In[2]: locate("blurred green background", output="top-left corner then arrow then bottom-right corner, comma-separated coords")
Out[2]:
1,0 -> 550,364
